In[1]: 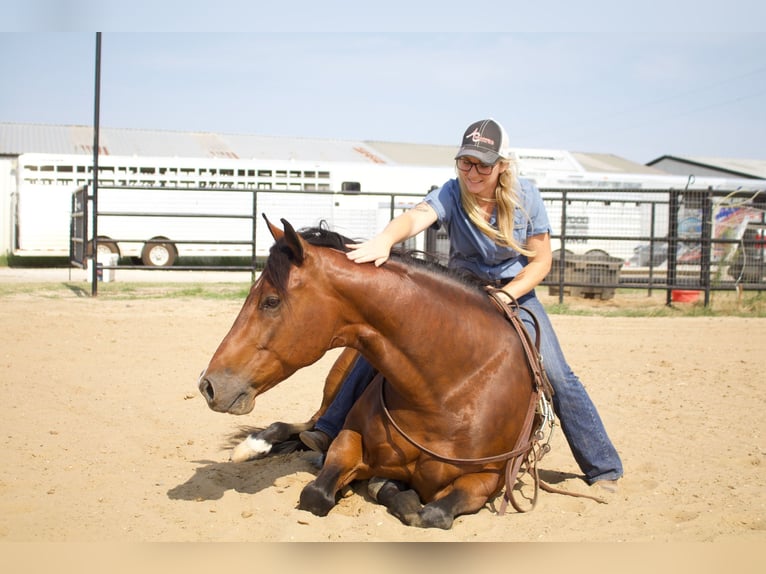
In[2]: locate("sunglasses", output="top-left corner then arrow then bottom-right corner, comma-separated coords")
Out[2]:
455,157 -> 495,176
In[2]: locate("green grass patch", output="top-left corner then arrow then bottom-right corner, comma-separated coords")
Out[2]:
92,282 -> 252,300
0,281 -> 252,301
542,288 -> 766,318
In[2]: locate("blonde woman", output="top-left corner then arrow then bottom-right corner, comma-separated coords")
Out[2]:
301,119 -> 623,490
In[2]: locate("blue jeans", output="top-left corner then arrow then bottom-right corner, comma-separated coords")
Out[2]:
315,354 -> 377,438
314,292 -> 623,484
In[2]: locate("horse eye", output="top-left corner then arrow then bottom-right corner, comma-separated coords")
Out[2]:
259,295 -> 281,311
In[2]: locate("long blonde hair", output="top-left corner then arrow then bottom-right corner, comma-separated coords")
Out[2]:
458,159 -> 535,257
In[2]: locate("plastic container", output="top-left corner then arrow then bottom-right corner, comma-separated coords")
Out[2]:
97,253 -> 119,283
671,289 -> 701,303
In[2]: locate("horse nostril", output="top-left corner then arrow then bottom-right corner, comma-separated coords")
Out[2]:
199,378 -> 215,402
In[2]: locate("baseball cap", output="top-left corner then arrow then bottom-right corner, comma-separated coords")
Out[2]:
454,119 -> 510,165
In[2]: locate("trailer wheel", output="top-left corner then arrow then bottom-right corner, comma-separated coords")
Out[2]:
141,239 -> 177,267
87,237 -> 120,259
585,248 -> 610,260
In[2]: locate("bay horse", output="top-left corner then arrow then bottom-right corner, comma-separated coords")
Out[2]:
198,217 -> 551,529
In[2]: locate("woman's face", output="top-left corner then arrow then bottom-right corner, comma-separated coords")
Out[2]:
456,157 -> 508,199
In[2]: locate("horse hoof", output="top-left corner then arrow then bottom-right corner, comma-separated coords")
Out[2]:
299,481 -> 336,517
230,434 -> 272,462
369,477 -> 408,506
414,504 -> 454,530
387,489 -> 424,525
367,477 -> 389,501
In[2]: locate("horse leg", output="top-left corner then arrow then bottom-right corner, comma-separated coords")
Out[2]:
413,473 -> 502,529
230,348 -> 360,462
370,473 -> 500,530
299,429 -> 366,516
230,421 -> 314,462
368,477 -> 424,521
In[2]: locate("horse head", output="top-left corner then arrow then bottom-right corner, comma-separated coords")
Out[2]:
198,216 -> 352,415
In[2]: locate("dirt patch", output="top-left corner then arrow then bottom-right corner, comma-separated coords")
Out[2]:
0,292 -> 764,543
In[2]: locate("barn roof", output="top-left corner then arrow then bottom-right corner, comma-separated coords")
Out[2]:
1,122 -> 665,175
647,154 -> 766,180
0,122 -> 388,164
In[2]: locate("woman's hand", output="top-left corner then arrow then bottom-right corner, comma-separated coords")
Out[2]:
346,201 -> 438,267
346,235 -> 395,267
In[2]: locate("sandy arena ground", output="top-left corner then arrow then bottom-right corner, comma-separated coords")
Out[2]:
0,282 -> 764,550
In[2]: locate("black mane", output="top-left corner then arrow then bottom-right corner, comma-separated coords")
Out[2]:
296,224 -> 355,252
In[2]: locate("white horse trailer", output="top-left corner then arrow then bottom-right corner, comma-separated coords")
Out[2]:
11,153 -> 452,265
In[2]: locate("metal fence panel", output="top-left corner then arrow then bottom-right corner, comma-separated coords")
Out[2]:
75,185 -> 766,302
69,185 -> 88,268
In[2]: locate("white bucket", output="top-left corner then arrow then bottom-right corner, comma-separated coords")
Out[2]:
97,253 -> 119,283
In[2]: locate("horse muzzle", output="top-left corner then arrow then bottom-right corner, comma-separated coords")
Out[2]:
198,370 -> 256,415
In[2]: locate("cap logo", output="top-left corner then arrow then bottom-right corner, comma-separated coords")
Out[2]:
466,128 -> 495,148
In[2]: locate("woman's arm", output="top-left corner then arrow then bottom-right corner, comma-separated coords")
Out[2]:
499,232 -> 553,300
346,201 -> 438,267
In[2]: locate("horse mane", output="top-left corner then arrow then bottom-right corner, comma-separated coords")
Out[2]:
263,222 -> 354,297
263,221 -> 487,298
392,249 -> 488,291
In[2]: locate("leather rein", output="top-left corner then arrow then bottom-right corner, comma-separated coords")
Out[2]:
377,288 -> 556,514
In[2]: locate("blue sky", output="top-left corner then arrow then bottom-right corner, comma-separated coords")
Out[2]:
2,2 -> 765,164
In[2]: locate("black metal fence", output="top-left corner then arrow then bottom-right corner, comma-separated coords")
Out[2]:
72,185 -> 427,294
69,185 -> 88,268
539,188 -> 766,304
73,185 -> 766,302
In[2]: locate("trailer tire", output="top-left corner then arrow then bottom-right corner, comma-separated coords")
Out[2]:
87,237 -> 120,260
141,239 -> 177,267
585,248 -> 610,261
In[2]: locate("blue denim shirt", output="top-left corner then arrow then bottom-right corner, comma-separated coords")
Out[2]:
424,177 -> 551,283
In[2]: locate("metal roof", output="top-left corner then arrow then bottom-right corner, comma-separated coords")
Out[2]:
0,122 -> 384,163
570,152 -> 666,175
359,141 -> 456,166
0,122 -> 682,175
647,154 -> 766,180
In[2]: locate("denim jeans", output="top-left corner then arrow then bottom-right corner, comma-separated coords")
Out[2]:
315,354 -> 377,438
315,292 -> 623,484
517,295 -> 623,484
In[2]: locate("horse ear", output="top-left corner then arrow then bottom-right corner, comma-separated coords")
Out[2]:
262,214 -> 284,241
279,218 -> 305,266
